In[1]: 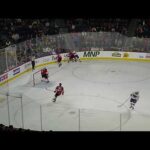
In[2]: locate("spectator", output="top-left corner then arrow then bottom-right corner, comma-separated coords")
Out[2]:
111,27 -> 115,32
91,27 -> 97,32
45,21 -> 50,27
12,32 -> 19,41
6,40 -> 11,46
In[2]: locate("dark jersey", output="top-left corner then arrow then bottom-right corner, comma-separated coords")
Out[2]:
54,86 -> 64,95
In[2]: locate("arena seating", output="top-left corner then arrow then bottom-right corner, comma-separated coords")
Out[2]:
0,18 -> 131,48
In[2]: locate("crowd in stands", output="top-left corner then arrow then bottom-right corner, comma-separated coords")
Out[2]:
0,19 -> 58,48
135,19 -> 150,38
0,124 -> 52,133
0,18 -> 130,48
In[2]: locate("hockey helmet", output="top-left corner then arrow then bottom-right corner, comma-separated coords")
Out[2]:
59,83 -> 62,86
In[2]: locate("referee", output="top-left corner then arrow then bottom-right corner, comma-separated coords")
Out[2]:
31,55 -> 35,70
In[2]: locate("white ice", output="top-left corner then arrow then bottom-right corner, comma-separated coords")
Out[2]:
1,60 -> 150,131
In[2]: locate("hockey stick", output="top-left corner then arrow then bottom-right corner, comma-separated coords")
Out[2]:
117,97 -> 130,107
45,87 -> 54,92
45,87 -> 57,102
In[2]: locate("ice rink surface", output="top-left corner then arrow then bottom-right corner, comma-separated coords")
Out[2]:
1,60 -> 150,131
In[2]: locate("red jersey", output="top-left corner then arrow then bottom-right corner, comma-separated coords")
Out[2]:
56,55 -> 62,62
44,69 -> 48,75
54,86 -> 64,95
68,52 -> 74,58
41,69 -> 44,75
41,69 -> 48,75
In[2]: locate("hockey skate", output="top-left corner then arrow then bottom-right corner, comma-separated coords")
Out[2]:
129,106 -> 134,110
52,98 -> 56,102
59,63 -> 62,67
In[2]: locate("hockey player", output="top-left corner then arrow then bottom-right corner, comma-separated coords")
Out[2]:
73,51 -> 81,62
31,55 -> 35,71
41,68 -> 49,83
68,51 -> 75,63
56,54 -> 62,67
41,68 -> 45,79
129,91 -> 139,110
52,83 -> 64,102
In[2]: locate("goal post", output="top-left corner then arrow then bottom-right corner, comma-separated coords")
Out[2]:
33,69 -> 42,86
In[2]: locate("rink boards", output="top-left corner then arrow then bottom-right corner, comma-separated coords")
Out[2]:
1,51 -> 150,87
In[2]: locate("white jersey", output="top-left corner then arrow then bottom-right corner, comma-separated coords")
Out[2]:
130,92 -> 139,101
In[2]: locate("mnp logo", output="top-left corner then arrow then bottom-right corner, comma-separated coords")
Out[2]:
13,68 -> 20,76
83,51 -> 100,57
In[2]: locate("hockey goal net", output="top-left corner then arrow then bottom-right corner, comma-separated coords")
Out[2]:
26,70 -> 42,87
32,69 -> 42,86
26,68 -> 49,87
